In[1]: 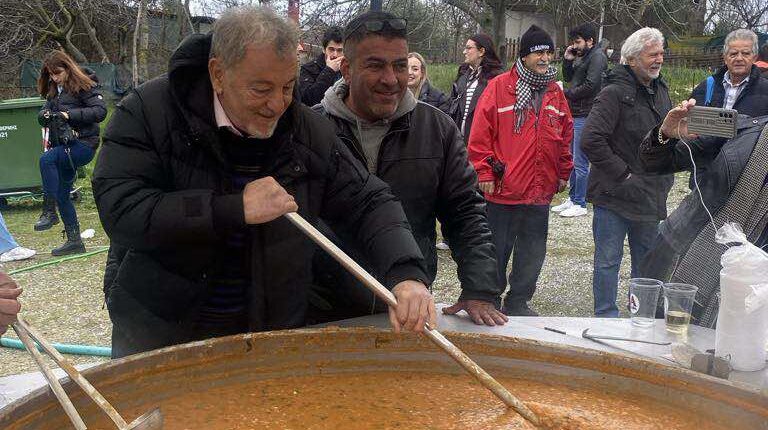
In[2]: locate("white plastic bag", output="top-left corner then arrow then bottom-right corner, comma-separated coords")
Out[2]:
715,223 -> 768,371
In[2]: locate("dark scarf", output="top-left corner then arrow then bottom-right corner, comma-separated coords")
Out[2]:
514,58 -> 557,133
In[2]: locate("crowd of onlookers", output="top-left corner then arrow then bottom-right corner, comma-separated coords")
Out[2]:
298,21 -> 768,324
2,7 -> 768,352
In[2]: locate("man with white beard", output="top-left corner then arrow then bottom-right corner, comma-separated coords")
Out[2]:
580,28 -> 674,318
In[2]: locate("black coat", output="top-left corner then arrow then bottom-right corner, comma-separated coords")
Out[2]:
562,47 -> 608,117
39,85 -> 106,148
299,54 -> 342,107
690,65 -> 768,118
417,81 -> 449,112
448,67 -> 503,143
639,116 -> 768,255
314,102 -> 501,303
93,34 -> 427,355
581,65 -> 674,221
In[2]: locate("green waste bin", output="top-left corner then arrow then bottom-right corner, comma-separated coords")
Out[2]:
0,97 -> 46,197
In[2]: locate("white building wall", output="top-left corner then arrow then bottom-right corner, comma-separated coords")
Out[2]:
504,11 -> 557,43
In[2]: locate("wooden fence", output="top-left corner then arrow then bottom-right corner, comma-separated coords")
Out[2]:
608,47 -> 723,70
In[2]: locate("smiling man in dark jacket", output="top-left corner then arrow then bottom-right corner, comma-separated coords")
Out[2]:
313,11 -> 507,326
581,27 -> 673,318
93,6 -> 435,357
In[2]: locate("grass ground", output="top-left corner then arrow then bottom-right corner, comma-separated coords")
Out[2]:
0,171 -> 691,378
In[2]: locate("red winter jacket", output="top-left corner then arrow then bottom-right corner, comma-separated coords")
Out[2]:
467,68 -> 573,206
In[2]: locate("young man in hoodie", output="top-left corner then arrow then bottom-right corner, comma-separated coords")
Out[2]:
467,25 -> 573,316
314,11 -> 507,326
581,28 -> 673,318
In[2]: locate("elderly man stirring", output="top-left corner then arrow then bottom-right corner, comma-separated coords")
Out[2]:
93,6 -> 436,358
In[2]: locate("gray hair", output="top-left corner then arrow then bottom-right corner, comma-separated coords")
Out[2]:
620,27 -> 664,64
211,6 -> 298,68
723,29 -> 758,55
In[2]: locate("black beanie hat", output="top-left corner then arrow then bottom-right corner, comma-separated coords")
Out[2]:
520,25 -> 554,58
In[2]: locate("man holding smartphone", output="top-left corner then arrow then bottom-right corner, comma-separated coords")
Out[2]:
553,24 -> 607,218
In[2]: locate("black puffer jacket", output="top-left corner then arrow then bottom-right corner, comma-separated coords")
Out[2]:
690,65 -> 768,118
299,53 -> 342,107
93,33 -> 427,354
315,90 -> 500,303
417,80 -> 449,112
562,47 -> 608,117
448,67 -> 503,143
39,84 -> 106,148
581,65 -> 674,221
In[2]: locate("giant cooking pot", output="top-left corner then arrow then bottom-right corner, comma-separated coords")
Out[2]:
0,328 -> 765,429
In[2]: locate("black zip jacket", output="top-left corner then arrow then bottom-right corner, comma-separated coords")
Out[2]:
448,67 -> 503,143
417,81 -> 449,112
562,47 -> 608,117
39,85 -> 106,148
314,101 -> 501,303
690,65 -> 768,118
299,53 -> 341,106
93,33 -> 427,355
582,65 -> 674,221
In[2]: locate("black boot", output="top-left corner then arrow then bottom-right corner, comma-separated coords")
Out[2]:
34,195 -> 59,231
51,224 -> 86,256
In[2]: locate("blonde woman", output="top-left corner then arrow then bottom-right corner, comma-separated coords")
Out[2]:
407,52 -> 448,110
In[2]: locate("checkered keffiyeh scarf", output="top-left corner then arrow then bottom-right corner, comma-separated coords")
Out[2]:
514,58 -> 557,133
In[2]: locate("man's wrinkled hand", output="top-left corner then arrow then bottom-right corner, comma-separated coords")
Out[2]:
243,177 -> 298,224
0,271 -> 22,335
442,300 -> 508,326
389,280 -> 436,333
557,179 -> 567,193
478,181 -> 494,195
660,98 -> 698,141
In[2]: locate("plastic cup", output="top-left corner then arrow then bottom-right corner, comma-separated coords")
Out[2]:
663,283 -> 699,334
628,278 -> 663,327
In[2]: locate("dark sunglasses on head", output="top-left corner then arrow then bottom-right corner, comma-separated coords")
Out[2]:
346,18 -> 407,38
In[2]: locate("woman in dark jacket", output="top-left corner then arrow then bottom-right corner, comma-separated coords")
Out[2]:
407,52 -> 448,111
448,34 -> 505,143
34,50 -> 107,256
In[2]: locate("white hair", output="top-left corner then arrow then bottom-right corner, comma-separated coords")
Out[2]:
620,27 -> 664,64
723,29 -> 758,55
211,6 -> 298,68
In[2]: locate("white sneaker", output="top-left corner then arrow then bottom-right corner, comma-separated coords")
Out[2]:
551,199 -> 574,213
436,241 -> 450,251
0,247 -> 36,262
560,205 -> 588,217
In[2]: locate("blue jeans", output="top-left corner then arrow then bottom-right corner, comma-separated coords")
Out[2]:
39,141 -> 95,226
592,206 -> 658,317
0,211 -> 19,254
568,117 -> 589,207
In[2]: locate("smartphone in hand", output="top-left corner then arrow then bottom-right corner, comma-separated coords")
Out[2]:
687,106 -> 737,139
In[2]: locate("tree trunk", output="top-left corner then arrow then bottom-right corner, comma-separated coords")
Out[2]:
179,0 -> 194,38
132,0 -> 147,87
79,12 -> 110,63
61,35 -> 88,63
491,0 -> 507,55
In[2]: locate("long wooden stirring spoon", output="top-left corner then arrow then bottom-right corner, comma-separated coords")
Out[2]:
284,212 -> 542,428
